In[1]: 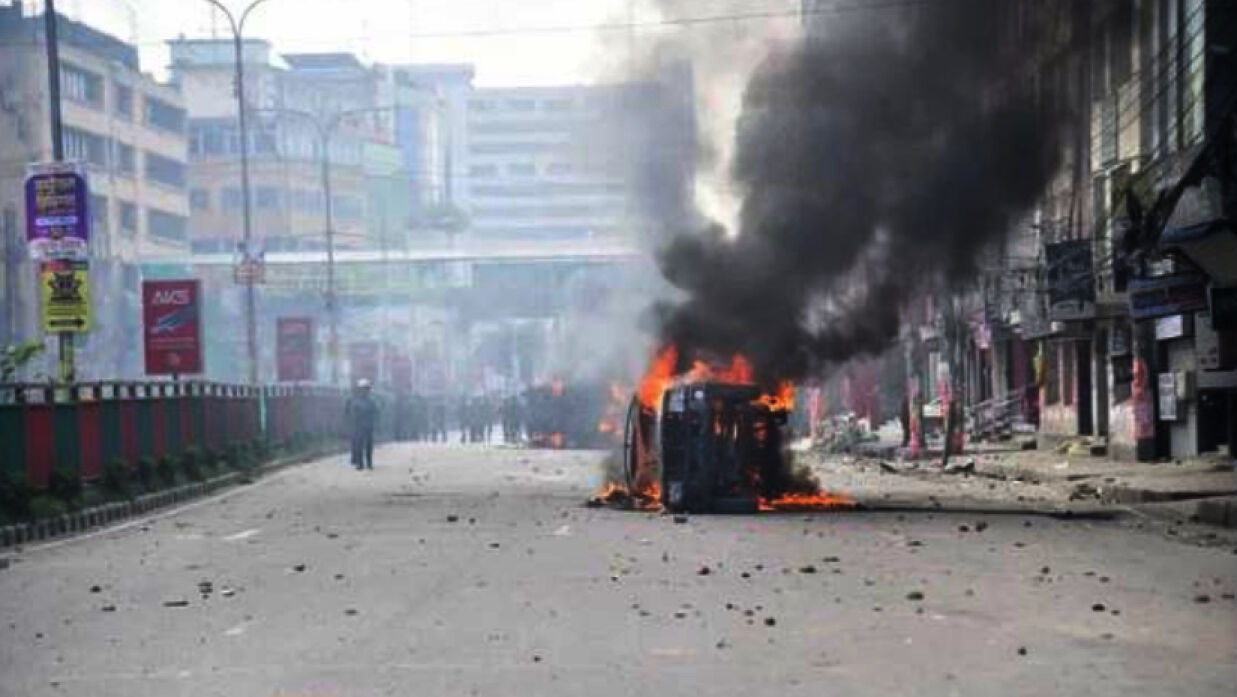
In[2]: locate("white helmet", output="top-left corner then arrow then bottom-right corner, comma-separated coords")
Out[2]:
357,378 -> 371,389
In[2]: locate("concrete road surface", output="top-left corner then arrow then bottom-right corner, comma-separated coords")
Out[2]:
1,443 -> 1235,697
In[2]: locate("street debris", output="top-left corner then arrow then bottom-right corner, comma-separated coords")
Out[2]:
1194,594 -> 1211,604
798,565 -> 817,574
163,599 -> 189,608
906,591 -> 924,601
100,604 -> 116,612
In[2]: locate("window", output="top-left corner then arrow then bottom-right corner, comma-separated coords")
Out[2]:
256,187 -> 283,210
223,187 -> 243,210
542,98 -> 573,111
144,152 -> 186,189
468,164 -> 498,178
469,142 -> 563,155
113,142 -> 135,175
545,162 -> 572,175
62,63 -> 103,107
332,195 -> 363,221
114,84 -> 133,119
89,194 -> 108,233
190,188 -> 211,211
64,127 -> 108,167
506,163 -> 535,177
505,99 -> 535,111
147,209 -> 188,244
468,99 -> 494,112
293,190 -> 323,214
145,96 -> 185,133
118,201 -> 138,236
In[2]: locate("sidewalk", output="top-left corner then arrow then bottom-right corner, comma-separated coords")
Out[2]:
944,443 -> 1237,527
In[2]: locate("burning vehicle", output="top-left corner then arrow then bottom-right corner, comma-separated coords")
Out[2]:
525,381 -> 627,450
596,347 -> 850,513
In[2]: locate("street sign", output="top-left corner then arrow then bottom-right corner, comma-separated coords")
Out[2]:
25,162 -> 89,259
142,279 -> 203,375
1045,240 -> 1096,321
40,259 -> 90,333
276,317 -> 314,382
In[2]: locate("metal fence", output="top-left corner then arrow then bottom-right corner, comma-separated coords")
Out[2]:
0,382 -> 349,488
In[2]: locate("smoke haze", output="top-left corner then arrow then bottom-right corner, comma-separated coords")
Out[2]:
645,0 -> 1067,383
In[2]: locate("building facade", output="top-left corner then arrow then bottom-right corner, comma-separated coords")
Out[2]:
0,4 -> 189,379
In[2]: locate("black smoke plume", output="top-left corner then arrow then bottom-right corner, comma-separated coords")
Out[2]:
653,1 -> 1067,383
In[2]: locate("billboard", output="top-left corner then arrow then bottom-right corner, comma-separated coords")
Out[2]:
276,317 -> 314,382
1045,240 -> 1096,321
142,280 -> 203,375
25,162 -> 89,258
40,259 -> 90,333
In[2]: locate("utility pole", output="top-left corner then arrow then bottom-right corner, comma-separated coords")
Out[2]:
254,106 -> 394,386
43,0 -> 73,383
203,0 -> 275,385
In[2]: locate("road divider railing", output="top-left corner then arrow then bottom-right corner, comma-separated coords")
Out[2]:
0,382 -> 361,537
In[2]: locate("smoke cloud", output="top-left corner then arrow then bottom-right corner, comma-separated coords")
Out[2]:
649,0 -> 1067,383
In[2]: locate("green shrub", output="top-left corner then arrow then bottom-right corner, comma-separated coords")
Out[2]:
29,495 -> 68,520
136,456 -> 157,491
155,455 -> 178,488
0,470 -> 34,522
48,470 -> 82,506
181,448 -> 205,482
101,458 -> 132,499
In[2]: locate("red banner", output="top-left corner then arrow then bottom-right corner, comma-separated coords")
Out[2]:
349,342 -> 379,384
276,317 -> 314,382
142,280 -> 203,375
387,351 -> 412,394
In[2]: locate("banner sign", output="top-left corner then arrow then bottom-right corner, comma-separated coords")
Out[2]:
1045,240 -> 1096,321
349,341 -> 379,383
276,317 -> 314,382
40,259 -> 90,332
1129,272 -> 1208,320
25,162 -> 89,258
142,280 -> 203,375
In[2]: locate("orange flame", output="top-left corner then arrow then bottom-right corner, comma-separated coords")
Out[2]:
637,345 -> 678,410
759,491 -> 855,512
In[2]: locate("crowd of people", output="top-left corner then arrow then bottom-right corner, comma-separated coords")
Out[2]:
394,394 -> 528,445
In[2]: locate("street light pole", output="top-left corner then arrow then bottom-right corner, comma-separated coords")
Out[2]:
254,106 -> 392,386
43,0 -> 73,383
203,0 -> 274,385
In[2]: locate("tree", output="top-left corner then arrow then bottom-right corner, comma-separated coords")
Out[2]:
1,341 -> 45,383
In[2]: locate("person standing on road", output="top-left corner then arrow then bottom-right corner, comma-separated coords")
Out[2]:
346,379 -> 379,470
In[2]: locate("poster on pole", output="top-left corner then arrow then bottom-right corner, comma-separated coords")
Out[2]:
349,342 -> 379,384
25,162 -> 89,259
142,280 -> 203,375
276,317 -> 314,382
40,258 -> 90,333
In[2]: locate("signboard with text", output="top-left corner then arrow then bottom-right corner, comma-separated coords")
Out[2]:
349,342 -> 379,383
1045,240 -> 1096,321
142,280 -> 203,375
276,317 -> 314,382
40,259 -> 90,332
25,162 -> 89,258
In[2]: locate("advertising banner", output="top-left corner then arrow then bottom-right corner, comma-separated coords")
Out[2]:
142,280 -> 203,375
276,317 -> 314,382
25,162 -> 89,258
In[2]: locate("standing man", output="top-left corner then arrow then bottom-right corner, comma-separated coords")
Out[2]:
346,379 -> 379,470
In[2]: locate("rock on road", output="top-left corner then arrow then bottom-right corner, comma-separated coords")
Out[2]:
1,443 -> 1235,697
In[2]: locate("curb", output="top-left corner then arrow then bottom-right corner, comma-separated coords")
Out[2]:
0,446 -> 343,551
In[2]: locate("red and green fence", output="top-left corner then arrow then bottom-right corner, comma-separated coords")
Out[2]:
0,382 -> 349,488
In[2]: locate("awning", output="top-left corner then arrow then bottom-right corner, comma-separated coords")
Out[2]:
1159,218 -> 1237,284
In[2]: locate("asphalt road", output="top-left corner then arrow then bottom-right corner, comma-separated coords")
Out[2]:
2,443 -> 1235,697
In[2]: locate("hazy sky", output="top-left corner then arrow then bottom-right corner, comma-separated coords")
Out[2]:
45,0 -> 801,86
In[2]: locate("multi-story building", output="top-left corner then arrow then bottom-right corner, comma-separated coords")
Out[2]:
0,3 -> 189,378
461,83 -> 681,244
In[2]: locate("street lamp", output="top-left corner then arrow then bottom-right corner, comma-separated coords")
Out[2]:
201,0 -> 276,385
252,105 -> 393,386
